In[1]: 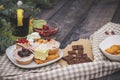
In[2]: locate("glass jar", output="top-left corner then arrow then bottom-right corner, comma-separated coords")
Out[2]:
10,9 -> 30,37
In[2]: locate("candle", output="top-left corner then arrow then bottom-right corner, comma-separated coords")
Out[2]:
17,9 -> 24,26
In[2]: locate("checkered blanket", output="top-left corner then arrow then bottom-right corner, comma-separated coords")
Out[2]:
1,22 -> 120,80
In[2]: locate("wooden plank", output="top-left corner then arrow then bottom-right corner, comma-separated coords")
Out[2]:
38,0 -> 68,20
112,0 -> 120,23
64,0 -> 118,49
47,0 -> 94,48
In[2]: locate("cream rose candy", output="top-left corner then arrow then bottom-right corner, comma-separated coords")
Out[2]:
27,32 -> 41,45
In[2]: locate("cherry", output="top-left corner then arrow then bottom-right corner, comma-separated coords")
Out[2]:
43,25 -> 49,30
46,38 -> 51,41
16,38 -> 28,44
111,31 -> 115,35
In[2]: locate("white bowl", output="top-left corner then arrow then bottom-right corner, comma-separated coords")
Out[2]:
99,35 -> 120,61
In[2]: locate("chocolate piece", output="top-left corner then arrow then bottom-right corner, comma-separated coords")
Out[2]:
68,51 -> 76,55
63,44 -> 93,65
85,57 -> 92,62
63,55 -> 75,61
72,45 -> 79,50
77,45 -> 84,50
67,60 -> 75,65
78,50 -> 83,54
76,53 -> 83,58
82,54 -> 87,58
73,58 -> 80,64
72,45 -> 84,50
75,60 -> 82,64
79,58 -> 86,63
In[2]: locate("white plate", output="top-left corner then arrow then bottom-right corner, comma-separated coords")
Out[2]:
99,35 -> 120,61
6,45 -> 63,68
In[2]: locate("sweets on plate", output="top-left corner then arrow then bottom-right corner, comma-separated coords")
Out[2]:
105,45 -> 120,55
13,48 -> 34,65
12,29 -> 61,65
47,39 -> 60,55
34,39 -> 60,64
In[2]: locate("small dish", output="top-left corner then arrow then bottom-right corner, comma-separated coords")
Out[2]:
99,35 -> 120,61
6,45 -> 63,68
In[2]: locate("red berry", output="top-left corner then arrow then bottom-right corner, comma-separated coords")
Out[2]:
43,25 -> 48,30
111,31 -> 115,35
47,38 -> 51,41
16,38 -> 28,43
105,31 -> 109,35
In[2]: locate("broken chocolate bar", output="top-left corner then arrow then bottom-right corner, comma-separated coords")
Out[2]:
63,44 -> 92,65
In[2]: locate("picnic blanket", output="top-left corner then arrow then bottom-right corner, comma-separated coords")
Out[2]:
0,22 -> 120,80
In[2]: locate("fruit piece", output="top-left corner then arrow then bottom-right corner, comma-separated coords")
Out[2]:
18,48 -> 32,57
111,31 -> 115,35
16,38 -> 28,44
33,21 -> 58,37
33,28 -> 41,32
46,38 -> 51,41
105,31 -> 109,35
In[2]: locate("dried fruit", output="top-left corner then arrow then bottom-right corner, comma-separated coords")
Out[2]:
34,24 -> 58,37
111,31 -> 115,35
105,31 -> 109,35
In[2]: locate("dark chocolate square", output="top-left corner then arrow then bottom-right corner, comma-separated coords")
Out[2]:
67,60 -> 75,65
75,60 -> 82,64
68,51 -> 76,55
72,45 -> 79,50
78,50 -> 83,54
82,54 -> 87,58
79,58 -> 86,63
77,45 -> 84,50
76,53 -> 83,58
62,55 -> 75,61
